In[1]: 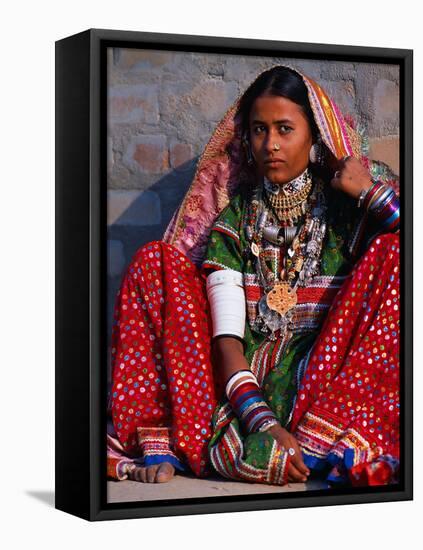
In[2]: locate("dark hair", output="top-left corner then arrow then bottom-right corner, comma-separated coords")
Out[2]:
237,66 -> 319,142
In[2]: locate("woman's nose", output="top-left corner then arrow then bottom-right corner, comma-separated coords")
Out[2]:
264,134 -> 278,153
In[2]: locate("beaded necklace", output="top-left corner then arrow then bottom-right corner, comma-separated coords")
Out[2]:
263,169 -> 313,225
244,168 -> 328,339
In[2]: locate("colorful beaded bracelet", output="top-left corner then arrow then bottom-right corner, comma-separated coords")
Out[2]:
362,180 -> 400,232
225,370 -> 279,433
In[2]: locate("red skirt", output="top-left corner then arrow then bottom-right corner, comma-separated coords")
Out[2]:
108,233 -> 400,486
109,241 -> 218,478
289,232 -> 400,486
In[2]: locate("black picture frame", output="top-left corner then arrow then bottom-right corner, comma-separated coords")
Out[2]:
55,28 -> 413,521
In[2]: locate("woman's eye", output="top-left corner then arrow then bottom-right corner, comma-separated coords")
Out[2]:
252,125 -> 292,135
279,125 -> 292,133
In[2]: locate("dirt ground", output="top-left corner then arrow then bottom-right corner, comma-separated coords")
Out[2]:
107,471 -> 330,503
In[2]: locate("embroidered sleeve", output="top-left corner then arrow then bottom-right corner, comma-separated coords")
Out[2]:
202,194 -> 244,275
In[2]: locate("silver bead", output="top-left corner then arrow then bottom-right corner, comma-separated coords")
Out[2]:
263,225 -> 284,244
285,226 -> 297,243
258,211 -> 268,229
306,240 -> 318,254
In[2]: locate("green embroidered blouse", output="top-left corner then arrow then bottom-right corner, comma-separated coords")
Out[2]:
201,176 -> 380,428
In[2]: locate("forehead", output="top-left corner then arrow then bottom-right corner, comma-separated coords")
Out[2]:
249,94 -> 306,123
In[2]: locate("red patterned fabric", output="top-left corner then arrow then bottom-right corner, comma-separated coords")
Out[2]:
289,232 -> 400,485
109,232 -> 400,486
109,240 -> 218,477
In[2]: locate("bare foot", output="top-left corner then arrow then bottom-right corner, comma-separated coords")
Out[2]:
128,462 -> 175,483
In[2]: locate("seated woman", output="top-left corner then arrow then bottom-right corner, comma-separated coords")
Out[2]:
107,65 -> 400,487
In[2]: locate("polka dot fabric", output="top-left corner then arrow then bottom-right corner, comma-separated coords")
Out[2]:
108,233 -> 401,486
289,232 -> 400,484
110,241 -> 218,477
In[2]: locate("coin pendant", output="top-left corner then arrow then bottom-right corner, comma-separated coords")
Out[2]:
266,281 -> 297,315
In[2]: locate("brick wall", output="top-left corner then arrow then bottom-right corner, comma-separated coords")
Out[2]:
107,48 -> 400,380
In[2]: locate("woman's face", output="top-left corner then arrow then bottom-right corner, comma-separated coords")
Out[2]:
248,93 -> 314,185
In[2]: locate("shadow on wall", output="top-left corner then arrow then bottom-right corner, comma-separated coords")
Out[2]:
106,156 -> 199,381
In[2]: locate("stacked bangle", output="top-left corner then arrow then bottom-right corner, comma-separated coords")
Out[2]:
361,180 -> 400,232
206,269 -> 246,340
225,370 -> 279,434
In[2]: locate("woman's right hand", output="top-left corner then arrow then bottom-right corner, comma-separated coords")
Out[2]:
212,337 -> 310,483
267,424 -> 311,483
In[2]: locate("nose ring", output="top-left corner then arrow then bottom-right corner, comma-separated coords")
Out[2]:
273,143 -> 280,151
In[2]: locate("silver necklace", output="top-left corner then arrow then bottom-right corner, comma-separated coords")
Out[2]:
244,174 -> 328,339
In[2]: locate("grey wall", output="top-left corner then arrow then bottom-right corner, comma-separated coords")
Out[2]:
107,48 -> 400,381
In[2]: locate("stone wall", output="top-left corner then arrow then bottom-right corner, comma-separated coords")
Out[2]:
107,48 -> 400,381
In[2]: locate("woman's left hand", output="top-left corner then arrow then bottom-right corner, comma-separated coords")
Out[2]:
329,156 -> 373,200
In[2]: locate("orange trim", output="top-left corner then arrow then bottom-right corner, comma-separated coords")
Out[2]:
306,77 -> 349,159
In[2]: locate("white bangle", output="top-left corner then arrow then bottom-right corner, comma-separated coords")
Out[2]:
225,370 -> 257,398
258,418 -> 279,432
206,269 -> 246,340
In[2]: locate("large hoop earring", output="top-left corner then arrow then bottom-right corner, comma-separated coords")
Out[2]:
309,136 -> 325,165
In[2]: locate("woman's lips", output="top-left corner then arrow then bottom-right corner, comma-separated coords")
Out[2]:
264,160 -> 285,167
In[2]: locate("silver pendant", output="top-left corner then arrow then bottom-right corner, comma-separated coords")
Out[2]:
251,242 -> 260,256
257,295 -> 290,333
